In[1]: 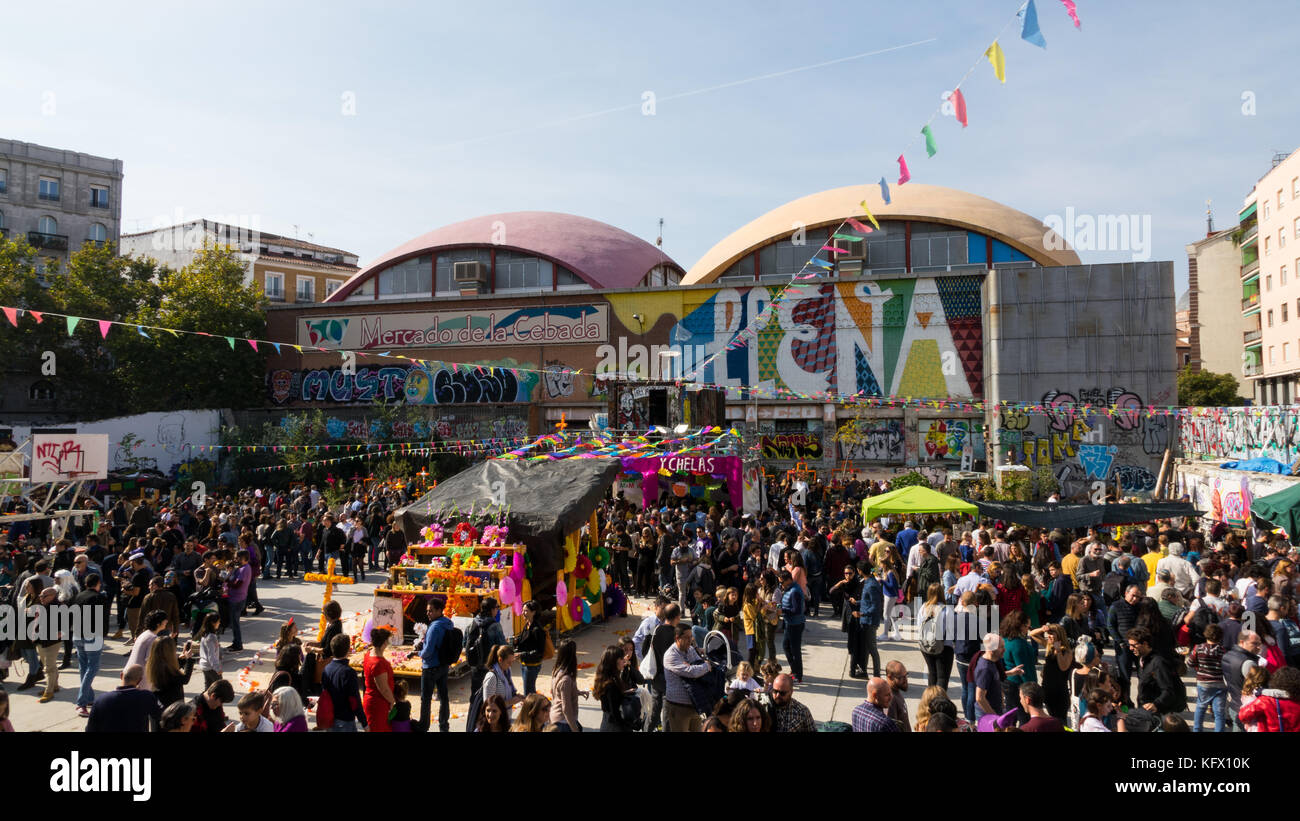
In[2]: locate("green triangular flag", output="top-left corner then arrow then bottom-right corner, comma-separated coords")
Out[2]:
226,336 -> 236,349
921,124 -> 937,158
66,316 -> 80,336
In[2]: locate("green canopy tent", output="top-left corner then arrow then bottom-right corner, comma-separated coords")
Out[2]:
861,485 -> 977,521
1248,483 -> 1300,540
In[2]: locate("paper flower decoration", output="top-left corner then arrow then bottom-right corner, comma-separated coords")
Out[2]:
499,576 -> 517,605
420,523 -> 443,546
453,522 -> 479,546
556,580 -> 569,606
574,555 -> 593,579
481,525 -> 509,547
569,596 -> 583,622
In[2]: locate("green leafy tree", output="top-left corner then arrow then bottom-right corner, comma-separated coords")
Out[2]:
121,243 -> 268,412
1177,368 -> 1247,407
889,470 -> 931,489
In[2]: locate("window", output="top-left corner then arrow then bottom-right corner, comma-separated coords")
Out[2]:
494,251 -> 553,292
1268,309 -> 1274,327
37,215 -> 57,235
1286,342 -> 1291,362
1267,275 -> 1273,291
90,186 -> 109,209
0,168 -> 6,194
1282,228 -> 1288,249
38,177 -> 60,201
28,380 -> 56,402
1284,265 -> 1290,285
1294,177 -> 1299,199
378,254 -> 432,296
1284,302 -> 1289,322
435,249 -> 488,296
1270,346 -> 1277,364
264,272 -> 284,300
1281,190 -> 1287,210
295,276 -> 315,302
0,210 -> 4,231
87,223 -> 107,245
1295,218 -> 1299,239
325,279 -> 345,298
1265,201 -> 1272,219
555,265 -> 585,289
1265,236 -> 1272,256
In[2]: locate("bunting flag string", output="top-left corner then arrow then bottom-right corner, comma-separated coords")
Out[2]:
684,1 -> 1072,379
1060,0 -> 1081,28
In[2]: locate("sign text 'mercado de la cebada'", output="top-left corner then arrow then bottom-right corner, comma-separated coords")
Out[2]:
300,305 -> 608,350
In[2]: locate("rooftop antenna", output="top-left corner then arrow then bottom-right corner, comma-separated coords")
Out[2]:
1206,198 -> 1214,236
656,217 -> 664,248
292,224 -> 300,239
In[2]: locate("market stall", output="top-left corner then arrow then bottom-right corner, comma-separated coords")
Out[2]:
860,485 -> 978,521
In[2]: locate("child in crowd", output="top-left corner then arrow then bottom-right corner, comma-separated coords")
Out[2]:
389,680 -> 412,732
197,613 -> 223,687
1239,666 -> 1269,732
728,661 -> 762,696
224,691 -> 273,732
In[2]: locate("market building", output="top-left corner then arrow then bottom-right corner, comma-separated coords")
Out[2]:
256,185 -> 1176,500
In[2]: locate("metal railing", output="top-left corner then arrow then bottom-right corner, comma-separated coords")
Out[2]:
27,231 -> 69,251
1245,328 -> 1263,344
1242,257 -> 1260,278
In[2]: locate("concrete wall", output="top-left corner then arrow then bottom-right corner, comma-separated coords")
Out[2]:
984,262 -> 1177,500
1186,229 -> 1253,395
1175,460 -> 1300,530
7,410 -> 222,476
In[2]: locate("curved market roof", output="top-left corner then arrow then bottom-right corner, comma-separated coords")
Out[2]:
328,211 -> 682,301
683,183 -> 1080,284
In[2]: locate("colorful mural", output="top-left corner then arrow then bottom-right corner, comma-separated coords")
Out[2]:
919,419 -> 978,463
603,275 -> 984,400
760,434 -> 823,460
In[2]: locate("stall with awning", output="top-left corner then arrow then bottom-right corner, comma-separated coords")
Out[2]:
861,486 -> 978,520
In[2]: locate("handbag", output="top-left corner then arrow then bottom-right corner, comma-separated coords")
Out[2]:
638,646 -> 658,680
542,631 -> 556,661
619,691 -> 642,726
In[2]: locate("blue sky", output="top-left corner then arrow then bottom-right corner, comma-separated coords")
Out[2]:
2,0 -> 1296,294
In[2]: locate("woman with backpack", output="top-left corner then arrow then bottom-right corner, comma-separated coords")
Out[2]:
919,583 -> 954,690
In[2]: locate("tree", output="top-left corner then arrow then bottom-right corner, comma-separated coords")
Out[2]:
890,471 -> 931,489
1178,368 -> 1247,407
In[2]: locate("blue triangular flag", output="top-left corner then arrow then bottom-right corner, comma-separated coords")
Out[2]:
878,176 -> 891,205
271,342 -> 281,354
137,325 -> 150,338
1019,0 -> 1046,48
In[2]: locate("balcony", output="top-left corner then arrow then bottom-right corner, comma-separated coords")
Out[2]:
1242,257 -> 1260,279
1241,223 -> 1259,246
27,231 -> 69,251
1245,328 -> 1263,344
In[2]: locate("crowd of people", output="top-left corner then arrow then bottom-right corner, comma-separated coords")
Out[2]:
3,472 -> 1300,733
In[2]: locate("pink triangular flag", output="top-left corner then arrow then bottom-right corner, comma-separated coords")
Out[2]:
98,320 -> 112,339
898,154 -> 911,185
247,339 -> 259,352
2,307 -> 17,327
29,310 -> 43,324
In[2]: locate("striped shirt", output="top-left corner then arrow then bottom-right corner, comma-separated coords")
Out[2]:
1188,642 -> 1225,683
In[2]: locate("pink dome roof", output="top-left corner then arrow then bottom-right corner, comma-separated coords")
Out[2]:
328,211 -> 680,301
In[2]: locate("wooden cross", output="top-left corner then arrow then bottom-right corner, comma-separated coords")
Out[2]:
303,557 -> 356,640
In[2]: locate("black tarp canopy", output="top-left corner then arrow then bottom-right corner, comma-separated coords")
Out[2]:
971,501 -> 1203,529
394,458 -> 622,606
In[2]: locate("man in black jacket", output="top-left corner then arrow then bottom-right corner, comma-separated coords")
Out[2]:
1129,626 -> 1187,717
1108,584 -> 1141,700
643,603 -> 681,732
1222,630 -> 1263,732
85,665 -> 162,732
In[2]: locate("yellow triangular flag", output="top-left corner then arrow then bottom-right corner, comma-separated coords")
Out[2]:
985,40 -> 1006,83
858,200 -> 880,231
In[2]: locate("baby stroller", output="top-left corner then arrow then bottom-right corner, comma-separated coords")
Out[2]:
683,630 -> 733,716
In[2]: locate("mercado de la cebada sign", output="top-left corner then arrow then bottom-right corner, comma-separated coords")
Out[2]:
300,305 -> 608,350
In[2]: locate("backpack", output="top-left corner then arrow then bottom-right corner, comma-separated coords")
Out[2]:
438,625 -> 464,668
465,619 -> 493,668
1101,571 -> 1127,606
919,606 -> 944,655
1186,599 -> 1220,647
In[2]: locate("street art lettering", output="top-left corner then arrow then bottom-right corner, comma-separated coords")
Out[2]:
837,420 -> 905,462
1114,464 -> 1156,492
1000,407 -> 1030,431
1076,443 -> 1117,480
1180,408 -> 1300,463
37,439 -> 87,477
760,434 -> 823,460
269,365 -> 534,405
1142,415 -> 1170,456
1041,390 -> 1078,432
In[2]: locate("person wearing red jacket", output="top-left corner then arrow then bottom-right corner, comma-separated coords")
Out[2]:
1238,667 -> 1300,732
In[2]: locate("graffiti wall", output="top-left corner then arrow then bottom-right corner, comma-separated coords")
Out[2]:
1180,409 -> 1300,463
760,434 -> 823,460
836,419 -> 905,463
7,410 -> 222,476
267,363 -> 538,406
996,386 -> 1167,500
272,413 -> 529,442
919,419 -> 982,463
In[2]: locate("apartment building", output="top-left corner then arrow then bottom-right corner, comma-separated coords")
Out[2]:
121,219 -> 360,303
1242,147 -> 1300,404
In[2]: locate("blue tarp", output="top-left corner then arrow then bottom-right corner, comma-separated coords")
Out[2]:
1219,458 -> 1292,475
